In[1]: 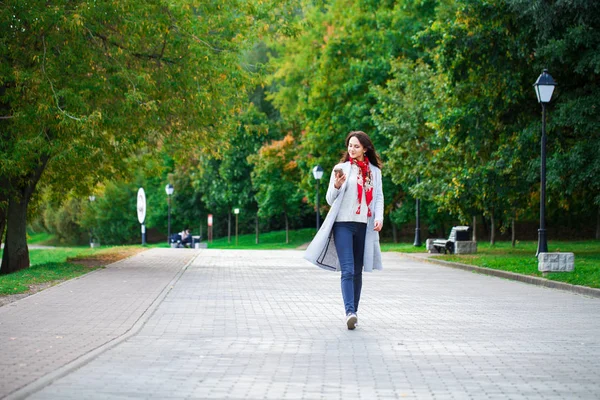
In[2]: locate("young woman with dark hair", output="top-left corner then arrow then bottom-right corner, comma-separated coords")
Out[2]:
304,131 -> 384,330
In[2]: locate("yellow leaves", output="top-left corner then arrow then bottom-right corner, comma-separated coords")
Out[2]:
72,13 -> 83,26
451,177 -> 464,189
284,160 -> 297,171
324,24 -> 335,43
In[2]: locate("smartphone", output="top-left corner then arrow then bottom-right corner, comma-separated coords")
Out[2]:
334,168 -> 343,177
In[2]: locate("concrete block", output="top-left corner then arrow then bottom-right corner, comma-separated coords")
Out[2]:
426,239 -> 436,253
454,241 -> 477,254
538,252 -> 574,272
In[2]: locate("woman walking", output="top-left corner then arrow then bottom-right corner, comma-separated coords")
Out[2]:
304,131 -> 384,330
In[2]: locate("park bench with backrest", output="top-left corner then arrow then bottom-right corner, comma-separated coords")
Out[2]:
430,226 -> 472,254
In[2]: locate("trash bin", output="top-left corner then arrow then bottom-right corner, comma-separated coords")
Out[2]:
192,235 -> 201,249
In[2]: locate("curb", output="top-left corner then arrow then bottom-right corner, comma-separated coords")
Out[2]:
401,252 -> 600,299
5,250 -> 201,400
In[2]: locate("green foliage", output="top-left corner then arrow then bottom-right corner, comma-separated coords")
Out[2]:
267,0 -> 436,211
0,0 -> 295,271
42,198 -> 88,245
249,134 -> 305,231
83,182 -> 139,245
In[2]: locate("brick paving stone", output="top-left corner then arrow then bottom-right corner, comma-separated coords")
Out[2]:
0,248 -> 195,399
8,249 -> 600,399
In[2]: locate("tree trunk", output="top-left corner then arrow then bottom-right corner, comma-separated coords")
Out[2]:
285,213 -> 289,244
440,221 -> 446,238
490,214 -> 496,246
472,215 -> 477,242
255,212 -> 259,245
596,207 -> 600,240
1,155 -> 48,274
511,218 -> 516,248
0,176 -> 8,250
1,196 -> 30,274
0,207 -> 6,251
227,210 -> 231,244
392,223 -> 398,244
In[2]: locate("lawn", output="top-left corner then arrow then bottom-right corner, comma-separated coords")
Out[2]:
430,241 -> 600,289
0,246 -> 144,296
207,227 -> 316,249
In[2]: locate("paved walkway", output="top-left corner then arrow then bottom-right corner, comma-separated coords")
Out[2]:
1,249 -> 600,399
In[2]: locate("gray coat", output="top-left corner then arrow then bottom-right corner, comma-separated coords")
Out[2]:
304,161 -> 384,272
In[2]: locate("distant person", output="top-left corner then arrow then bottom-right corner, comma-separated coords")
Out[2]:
304,131 -> 384,330
179,228 -> 192,248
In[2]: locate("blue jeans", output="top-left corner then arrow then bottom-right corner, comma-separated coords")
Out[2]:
333,222 -> 367,315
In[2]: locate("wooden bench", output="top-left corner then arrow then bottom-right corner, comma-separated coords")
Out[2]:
430,226 -> 471,254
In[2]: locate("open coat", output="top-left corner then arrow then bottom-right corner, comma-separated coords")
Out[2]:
304,161 -> 384,272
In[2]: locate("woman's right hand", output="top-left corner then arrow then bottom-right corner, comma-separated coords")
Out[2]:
334,171 -> 346,189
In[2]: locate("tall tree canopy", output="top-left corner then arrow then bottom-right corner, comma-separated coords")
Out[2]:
0,0 -> 288,273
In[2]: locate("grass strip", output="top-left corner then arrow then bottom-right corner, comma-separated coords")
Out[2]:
0,246 -> 144,296
0,262 -> 98,296
207,228 -> 317,249
434,241 -> 600,289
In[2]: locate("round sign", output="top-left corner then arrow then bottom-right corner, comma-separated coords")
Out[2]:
207,214 -> 213,227
137,188 -> 146,224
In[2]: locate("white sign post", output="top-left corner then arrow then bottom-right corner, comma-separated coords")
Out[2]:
137,188 -> 147,245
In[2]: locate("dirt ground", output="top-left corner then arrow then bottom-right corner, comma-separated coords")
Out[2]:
0,247 -> 147,308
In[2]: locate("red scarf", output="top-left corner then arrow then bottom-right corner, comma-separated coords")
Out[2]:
351,157 -> 373,217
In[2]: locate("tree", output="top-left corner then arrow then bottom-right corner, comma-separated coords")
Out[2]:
249,134 -> 304,243
406,0 -> 536,241
506,0 -> 600,238
0,0 -> 283,273
267,0 -> 437,236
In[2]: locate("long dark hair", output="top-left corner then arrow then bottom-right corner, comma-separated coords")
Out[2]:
340,131 -> 382,169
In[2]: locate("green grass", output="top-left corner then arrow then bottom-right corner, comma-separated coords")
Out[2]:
27,231 -> 56,245
436,241 -> 600,289
0,246 -> 144,296
380,242 -> 428,253
0,262 -> 99,296
207,228 -> 317,249
0,248 -> 102,296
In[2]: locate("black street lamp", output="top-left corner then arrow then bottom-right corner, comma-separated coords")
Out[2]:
533,69 -> 557,256
413,176 -> 422,246
312,165 -> 324,230
165,183 -> 174,245
234,208 -> 240,245
88,195 -> 96,247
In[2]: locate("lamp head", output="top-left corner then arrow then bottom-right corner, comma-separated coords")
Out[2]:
533,69 -> 557,104
312,165 -> 324,180
165,183 -> 174,196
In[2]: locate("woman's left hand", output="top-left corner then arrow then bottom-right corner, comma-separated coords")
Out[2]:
373,220 -> 383,232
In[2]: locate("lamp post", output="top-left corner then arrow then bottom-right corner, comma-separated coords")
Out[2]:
312,165 -> 324,230
88,195 -> 96,247
533,69 -> 557,257
234,208 -> 240,246
165,184 -> 174,245
413,176 -> 422,246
